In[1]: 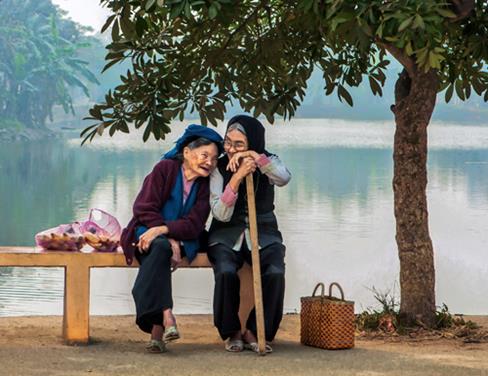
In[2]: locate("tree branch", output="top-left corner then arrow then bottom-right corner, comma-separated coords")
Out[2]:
377,40 -> 416,78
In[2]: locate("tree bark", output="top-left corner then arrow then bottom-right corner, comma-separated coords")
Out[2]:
392,69 -> 438,327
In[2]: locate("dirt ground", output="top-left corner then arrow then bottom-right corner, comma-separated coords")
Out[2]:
1,314 -> 487,376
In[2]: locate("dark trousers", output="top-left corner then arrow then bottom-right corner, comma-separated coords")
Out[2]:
207,241 -> 286,342
132,236 -> 173,333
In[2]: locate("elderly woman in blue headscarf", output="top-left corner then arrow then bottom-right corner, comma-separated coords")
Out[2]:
120,124 -> 223,353
207,115 -> 291,353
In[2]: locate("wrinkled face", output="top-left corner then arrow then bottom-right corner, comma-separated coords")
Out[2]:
223,129 -> 248,159
183,143 -> 219,178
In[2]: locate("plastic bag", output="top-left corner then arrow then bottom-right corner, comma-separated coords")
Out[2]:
80,209 -> 121,252
35,222 -> 85,252
35,209 -> 121,252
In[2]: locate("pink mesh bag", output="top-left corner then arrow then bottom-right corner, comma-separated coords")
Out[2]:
35,209 -> 121,253
80,209 -> 121,238
80,209 -> 121,252
35,222 -> 85,252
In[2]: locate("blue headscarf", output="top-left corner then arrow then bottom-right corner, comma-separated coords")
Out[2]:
162,124 -> 223,159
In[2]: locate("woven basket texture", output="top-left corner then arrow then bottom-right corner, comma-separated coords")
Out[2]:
300,282 -> 355,350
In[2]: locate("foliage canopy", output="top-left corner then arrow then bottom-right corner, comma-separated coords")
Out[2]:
83,0 -> 487,143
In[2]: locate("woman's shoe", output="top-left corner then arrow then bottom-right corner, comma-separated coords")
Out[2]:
145,339 -> 166,353
242,329 -> 272,353
225,338 -> 244,352
163,325 -> 180,343
243,341 -> 273,354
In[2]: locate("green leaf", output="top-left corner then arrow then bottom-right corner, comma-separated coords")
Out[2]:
398,17 -> 413,32
120,12 -> 136,39
105,51 -> 125,60
412,14 -> 425,29
337,85 -> 353,106
170,1 -> 185,18
102,58 -> 123,73
111,19 -> 120,41
118,120 -> 130,133
81,131 -> 96,146
184,1 -> 191,17
101,14 -> 116,33
301,0 -> 314,12
376,23 -> 383,38
96,123 -> 105,136
436,8 -> 457,18
143,120 -> 152,142
405,41 -> 413,56
445,84 -> 454,103
455,80 -> 465,100
135,17 -> 147,37
80,123 -> 98,138
145,0 -> 156,11
109,123 -> 117,136
416,47 -> 429,66
368,76 -> 382,96
428,52 -> 439,69
209,4 -> 218,19
472,79 -> 484,96
89,106 -> 102,120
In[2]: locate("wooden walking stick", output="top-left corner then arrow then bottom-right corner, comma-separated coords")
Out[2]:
245,173 -> 267,355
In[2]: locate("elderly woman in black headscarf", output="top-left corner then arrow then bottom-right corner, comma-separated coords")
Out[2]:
207,115 -> 291,353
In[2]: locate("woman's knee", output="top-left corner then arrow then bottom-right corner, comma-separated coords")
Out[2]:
263,264 -> 285,280
208,245 -> 241,277
149,236 -> 173,259
214,263 -> 240,281
261,243 -> 286,272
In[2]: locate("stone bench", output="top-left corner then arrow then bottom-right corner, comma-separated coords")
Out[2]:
0,247 -> 253,345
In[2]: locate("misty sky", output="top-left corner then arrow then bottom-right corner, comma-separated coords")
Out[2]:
52,0 -> 111,32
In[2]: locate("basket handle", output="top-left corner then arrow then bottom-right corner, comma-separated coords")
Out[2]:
328,282 -> 345,300
312,283 -> 325,297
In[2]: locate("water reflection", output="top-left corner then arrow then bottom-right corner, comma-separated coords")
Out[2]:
1,121 -> 487,316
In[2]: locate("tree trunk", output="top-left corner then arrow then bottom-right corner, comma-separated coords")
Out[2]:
392,69 -> 438,327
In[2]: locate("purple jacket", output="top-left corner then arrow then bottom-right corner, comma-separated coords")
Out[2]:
120,159 -> 210,265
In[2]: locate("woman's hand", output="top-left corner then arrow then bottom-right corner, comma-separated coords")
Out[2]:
228,157 -> 256,192
227,151 -> 260,172
168,238 -> 182,271
137,225 -> 168,252
235,157 -> 257,179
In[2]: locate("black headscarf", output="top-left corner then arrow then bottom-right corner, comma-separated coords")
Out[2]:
226,115 -> 268,155
215,114 -> 276,220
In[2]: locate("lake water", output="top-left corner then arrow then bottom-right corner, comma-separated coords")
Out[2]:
1,119 -> 487,317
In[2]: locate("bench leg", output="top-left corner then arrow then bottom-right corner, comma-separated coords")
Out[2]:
238,263 -> 254,331
63,263 -> 90,345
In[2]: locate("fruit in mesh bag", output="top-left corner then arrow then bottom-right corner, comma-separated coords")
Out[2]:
83,232 -> 119,252
39,232 -> 85,251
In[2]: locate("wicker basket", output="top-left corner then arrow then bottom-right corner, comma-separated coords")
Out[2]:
300,282 -> 355,350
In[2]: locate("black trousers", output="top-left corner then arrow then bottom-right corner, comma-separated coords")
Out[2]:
207,241 -> 286,342
132,236 -> 173,333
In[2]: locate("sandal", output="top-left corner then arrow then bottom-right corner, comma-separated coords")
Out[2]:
225,339 -> 244,353
163,325 -> 180,343
145,339 -> 166,353
244,341 -> 273,354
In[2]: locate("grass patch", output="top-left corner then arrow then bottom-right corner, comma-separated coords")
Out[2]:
355,286 -> 487,342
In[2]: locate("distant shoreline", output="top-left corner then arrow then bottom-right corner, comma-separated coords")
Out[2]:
0,127 -> 63,142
